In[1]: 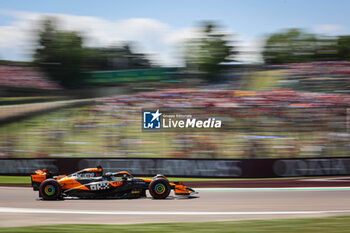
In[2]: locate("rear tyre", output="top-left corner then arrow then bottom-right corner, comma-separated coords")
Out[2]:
39,179 -> 62,200
149,178 -> 170,199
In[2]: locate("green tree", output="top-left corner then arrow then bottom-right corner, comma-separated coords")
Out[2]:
34,18 -> 88,88
338,36 -> 350,61
185,22 -> 236,82
314,36 -> 339,61
262,29 -> 320,64
87,42 -> 152,71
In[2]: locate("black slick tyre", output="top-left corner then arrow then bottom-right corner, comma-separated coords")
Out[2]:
39,179 -> 62,200
149,178 -> 171,199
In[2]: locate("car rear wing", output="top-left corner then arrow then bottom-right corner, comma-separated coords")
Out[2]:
30,170 -> 49,191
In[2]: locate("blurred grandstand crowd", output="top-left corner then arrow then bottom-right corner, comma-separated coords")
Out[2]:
1,87 -> 350,158
96,88 -> 350,158
1,61 -> 350,158
0,65 -> 61,90
271,61 -> 350,92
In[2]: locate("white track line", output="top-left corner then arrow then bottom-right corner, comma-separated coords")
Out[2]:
1,207 -> 350,215
302,177 -> 350,182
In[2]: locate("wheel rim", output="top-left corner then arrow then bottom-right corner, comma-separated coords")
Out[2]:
154,183 -> 166,194
44,184 -> 56,196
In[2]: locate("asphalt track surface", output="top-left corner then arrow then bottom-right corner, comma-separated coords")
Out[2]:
1,186 -> 350,227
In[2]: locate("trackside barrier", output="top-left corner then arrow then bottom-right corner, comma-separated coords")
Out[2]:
1,157 -> 350,178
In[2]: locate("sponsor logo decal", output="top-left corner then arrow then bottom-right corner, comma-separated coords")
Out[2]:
90,182 -> 110,190
76,172 -> 95,178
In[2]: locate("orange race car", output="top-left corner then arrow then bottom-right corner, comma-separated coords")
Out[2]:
31,166 -> 198,200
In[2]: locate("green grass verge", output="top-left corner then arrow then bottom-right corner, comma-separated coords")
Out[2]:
248,70 -> 284,90
0,96 -> 58,101
1,215 -> 350,232
0,96 -> 64,106
0,176 -> 31,184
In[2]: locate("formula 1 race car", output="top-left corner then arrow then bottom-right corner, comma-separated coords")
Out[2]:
31,166 -> 198,200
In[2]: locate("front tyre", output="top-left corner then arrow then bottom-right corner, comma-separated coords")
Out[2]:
149,178 -> 170,199
39,179 -> 62,200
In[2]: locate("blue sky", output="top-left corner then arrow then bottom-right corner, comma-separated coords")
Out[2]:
0,0 -> 349,64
